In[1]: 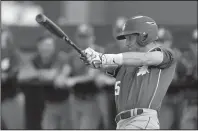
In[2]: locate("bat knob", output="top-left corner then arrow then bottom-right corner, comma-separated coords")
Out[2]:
36,14 -> 46,23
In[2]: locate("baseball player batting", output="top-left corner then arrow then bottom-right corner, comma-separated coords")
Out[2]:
80,15 -> 177,129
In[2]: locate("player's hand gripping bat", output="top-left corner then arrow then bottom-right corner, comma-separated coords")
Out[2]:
35,14 -> 101,68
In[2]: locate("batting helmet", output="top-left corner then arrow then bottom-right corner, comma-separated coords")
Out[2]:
116,15 -> 158,47
113,17 -> 127,39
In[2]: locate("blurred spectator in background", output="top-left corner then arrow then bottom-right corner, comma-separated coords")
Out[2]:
178,28 -> 197,130
1,24 -> 25,129
190,29 -> 197,59
172,28 -> 197,86
38,36 -> 72,129
179,90 -> 197,129
187,29 -> 197,81
17,34 -> 56,129
157,27 -> 182,59
42,50 -> 73,129
68,24 -> 104,129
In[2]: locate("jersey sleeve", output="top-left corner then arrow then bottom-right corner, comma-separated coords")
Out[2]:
156,48 -> 176,69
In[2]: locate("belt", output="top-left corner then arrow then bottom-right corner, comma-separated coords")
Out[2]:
115,108 -> 144,123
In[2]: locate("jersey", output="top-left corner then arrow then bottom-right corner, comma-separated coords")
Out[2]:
30,52 -> 69,102
103,42 -> 128,93
108,47 -> 177,114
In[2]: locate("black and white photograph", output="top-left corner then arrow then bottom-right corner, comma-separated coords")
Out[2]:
1,1 -> 197,130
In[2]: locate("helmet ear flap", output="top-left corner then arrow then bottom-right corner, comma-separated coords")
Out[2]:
137,32 -> 148,46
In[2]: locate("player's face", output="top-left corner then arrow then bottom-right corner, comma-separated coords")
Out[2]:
37,38 -> 55,58
125,34 -> 140,51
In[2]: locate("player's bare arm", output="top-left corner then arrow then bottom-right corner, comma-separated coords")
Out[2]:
81,48 -> 165,69
100,51 -> 163,67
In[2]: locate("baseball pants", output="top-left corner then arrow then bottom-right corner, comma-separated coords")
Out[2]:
116,108 -> 160,129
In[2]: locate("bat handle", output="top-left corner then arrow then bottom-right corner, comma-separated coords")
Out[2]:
63,36 -> 85,57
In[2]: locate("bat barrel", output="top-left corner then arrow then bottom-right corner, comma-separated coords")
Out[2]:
36,14 -> 46,23
35,14 -> 85,57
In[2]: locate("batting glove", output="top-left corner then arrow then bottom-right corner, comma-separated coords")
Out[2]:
80,47 -> 102,69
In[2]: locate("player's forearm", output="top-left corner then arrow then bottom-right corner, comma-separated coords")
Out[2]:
101,52 -> 163,67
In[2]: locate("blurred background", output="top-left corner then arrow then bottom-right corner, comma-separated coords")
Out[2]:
1,1 -> 197,130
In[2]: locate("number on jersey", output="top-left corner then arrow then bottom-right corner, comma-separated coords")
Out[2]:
115,81 -> 121,96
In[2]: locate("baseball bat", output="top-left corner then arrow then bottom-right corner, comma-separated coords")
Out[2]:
35,14 -> 84,56
35,14 -> 101,68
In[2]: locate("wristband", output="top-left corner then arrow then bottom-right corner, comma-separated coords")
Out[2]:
101,53 -> 123,66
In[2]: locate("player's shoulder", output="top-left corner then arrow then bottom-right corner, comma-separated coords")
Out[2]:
163,47 -> 178,62
149,46 -> 178,69
150,46 -> 172,52
153,46 -> 176,59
